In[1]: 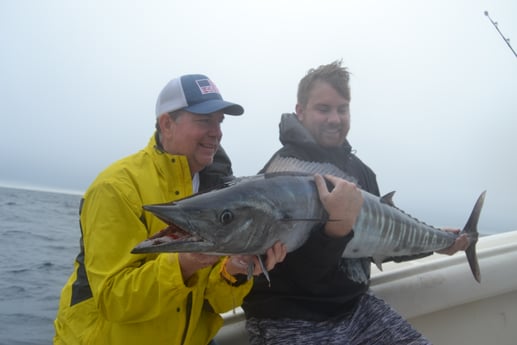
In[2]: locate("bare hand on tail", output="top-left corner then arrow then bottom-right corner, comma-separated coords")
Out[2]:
225,241 -> 287,276
314,174 -> 364,238
436,228 -> 470,255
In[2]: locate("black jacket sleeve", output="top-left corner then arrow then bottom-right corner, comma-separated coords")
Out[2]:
283,227 -> 355,281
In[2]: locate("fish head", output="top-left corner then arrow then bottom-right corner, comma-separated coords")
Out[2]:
132,177 -> 279,255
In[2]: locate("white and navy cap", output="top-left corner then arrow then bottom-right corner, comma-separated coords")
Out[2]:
155,74 -> 244,117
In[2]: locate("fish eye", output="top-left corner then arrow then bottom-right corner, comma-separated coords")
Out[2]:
219,209 -> 234,225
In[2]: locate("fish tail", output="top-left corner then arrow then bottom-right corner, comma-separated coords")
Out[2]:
462,191 -> 486,283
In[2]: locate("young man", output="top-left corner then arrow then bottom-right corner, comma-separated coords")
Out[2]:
54,74 -> 286,345
242,61 -> 468,345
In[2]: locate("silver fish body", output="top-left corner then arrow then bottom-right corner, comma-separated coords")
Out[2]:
132,159 -> 484,283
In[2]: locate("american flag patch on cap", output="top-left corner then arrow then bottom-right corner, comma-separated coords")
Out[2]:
196,79 -> 220,95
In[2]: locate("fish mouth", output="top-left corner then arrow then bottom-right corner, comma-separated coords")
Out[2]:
131,223 -> 214,253
131,204 -> 214,254
150,223 -> 203,245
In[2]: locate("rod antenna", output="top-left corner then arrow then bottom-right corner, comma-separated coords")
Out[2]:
484,11 -> 517,59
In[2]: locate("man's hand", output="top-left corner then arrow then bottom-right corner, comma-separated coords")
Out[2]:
178,253 -> 220,281
314,174 -> 363,238
225,241 -> 287,276
436,228 -> 470,255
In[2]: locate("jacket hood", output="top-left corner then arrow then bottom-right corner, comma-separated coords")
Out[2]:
279,113 -> 353,154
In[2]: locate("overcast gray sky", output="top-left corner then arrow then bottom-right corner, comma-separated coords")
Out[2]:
1,0 -> 516,234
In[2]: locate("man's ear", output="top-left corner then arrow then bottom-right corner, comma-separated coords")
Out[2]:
157,114 -> 173,135
294,104 -> 304,120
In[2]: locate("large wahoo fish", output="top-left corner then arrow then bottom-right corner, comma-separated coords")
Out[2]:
132,157 -> 485,283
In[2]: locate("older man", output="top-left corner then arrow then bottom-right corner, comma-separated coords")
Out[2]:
54,74 -> 286,345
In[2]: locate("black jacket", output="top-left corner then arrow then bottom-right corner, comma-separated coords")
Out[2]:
243,113 -> 380,321
199,145 -> 235,192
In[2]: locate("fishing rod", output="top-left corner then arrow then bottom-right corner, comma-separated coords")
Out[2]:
484,11 -> 517,59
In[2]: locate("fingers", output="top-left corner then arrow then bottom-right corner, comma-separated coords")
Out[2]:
178,253 -> 221,281
314,174 -> 329,198
453,234 -> 469,251
441,227 -> 461,234
179,244 -> 288,282
435,228 -> 469,255
314,174 -> 349,197
179,253 -> 220,266
436,234 -> 470,255
315,174 -> 362,202
314,174 -> 363,238
263,241 -> 287,271
321,174 -> 347,185
226,241 -> 287,276
226,255 -> 257,276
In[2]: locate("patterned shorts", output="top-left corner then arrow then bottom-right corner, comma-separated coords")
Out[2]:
245,293 -> 431,345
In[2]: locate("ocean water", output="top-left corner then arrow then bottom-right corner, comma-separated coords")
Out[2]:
0,186 -> 81,345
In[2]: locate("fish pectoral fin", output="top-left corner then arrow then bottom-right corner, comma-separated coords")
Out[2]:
257,255 -> 271,287
246,255 -> 271,287
247,261 -> 255,280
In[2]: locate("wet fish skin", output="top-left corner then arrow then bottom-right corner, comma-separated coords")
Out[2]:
132,170 -> 484,283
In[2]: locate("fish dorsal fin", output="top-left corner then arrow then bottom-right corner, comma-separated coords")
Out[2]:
378,191 -> 439,231
380,191 -> 396,207
265,156 -> 358,184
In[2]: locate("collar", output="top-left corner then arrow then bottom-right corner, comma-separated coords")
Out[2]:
279,113 -> 352,154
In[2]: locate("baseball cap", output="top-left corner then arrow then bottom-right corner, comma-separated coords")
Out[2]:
155,74 -> 244,117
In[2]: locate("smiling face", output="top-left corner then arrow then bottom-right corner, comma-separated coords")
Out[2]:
295,80 -> 350,148
159,111 -> 224,174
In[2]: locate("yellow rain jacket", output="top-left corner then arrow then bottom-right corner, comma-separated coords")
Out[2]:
54,134 -> 252,345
